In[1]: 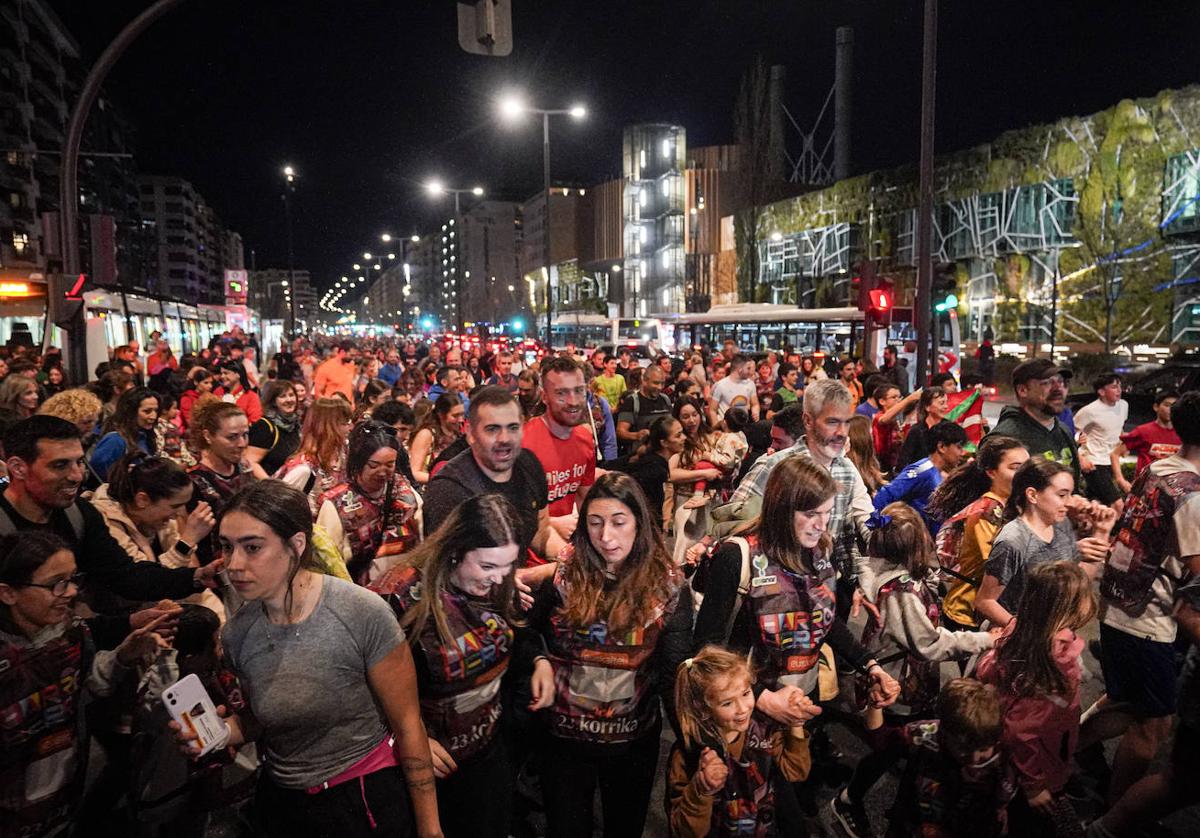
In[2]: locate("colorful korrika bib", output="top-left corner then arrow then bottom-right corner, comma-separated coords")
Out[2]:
544,564 -> 682,745
320,475 -> 420,584
0,620 -> 90,837
1101,466 -> 1200,615
743,537 -> 836,695
710,715 -> 780,837
373,566 -> 513,763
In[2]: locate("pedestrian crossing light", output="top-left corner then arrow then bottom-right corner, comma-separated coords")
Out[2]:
934,294 -> 958,313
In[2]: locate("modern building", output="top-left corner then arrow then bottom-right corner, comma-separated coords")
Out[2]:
138,175 -> 244,305
457,199 -> 523,331
685,145 -> 741,311
520,185 -> 589,327
620,124 -> 687,317
251,268 -> 313,325
751,86 -> 1200,351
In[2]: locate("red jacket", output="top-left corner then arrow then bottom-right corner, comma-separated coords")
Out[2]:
977,625 -> 1083,797
216,386 -> 262,423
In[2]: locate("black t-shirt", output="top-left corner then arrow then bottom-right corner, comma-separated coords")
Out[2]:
617,452 -> 669,517
423,449 -> 548,551
615,390 -> 673,454
247,417 -> 301,477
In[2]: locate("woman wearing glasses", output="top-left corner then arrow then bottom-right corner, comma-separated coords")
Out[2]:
0,531 -> 166,837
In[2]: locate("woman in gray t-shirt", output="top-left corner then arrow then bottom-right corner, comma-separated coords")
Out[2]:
178,481 -> 442,838
976,457 -> 1112,628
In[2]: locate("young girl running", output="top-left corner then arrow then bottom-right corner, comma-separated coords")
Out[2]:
667,645 -> 813,837
975,457 -> 1112,628
832,504 -> 998,835
977,561 -> 1097,837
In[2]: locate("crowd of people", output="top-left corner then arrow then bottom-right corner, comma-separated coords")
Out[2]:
0,328 -> 1196,838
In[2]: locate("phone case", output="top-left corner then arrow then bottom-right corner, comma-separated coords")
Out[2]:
162,673 -> 230,757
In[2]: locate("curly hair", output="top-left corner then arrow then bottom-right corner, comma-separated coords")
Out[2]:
38,388 -> 103,430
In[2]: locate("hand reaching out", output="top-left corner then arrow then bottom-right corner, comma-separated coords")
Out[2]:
694,747 -> 729,795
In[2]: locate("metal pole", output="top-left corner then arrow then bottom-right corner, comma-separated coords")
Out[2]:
914,0 -> 937,389
283,188 -> 296,337
543,112 -> 553,347
59,0 -> 190,382
453,190 -> 462,332
834,26 -> 854,181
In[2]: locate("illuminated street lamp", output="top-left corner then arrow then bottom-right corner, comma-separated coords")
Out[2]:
425,180 -> 486,331
496,92 -> 587,345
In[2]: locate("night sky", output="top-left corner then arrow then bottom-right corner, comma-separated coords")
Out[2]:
49,0 -> 1200,295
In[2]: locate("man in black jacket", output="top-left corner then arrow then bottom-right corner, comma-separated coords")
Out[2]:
987,358 -> 1080,485
1,416 -> 222,643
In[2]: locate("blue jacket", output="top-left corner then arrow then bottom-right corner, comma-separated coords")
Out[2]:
873,457 -> 944,533
588,392 -> 618,462
88,429 -> 153,485
379,362 -> 403,387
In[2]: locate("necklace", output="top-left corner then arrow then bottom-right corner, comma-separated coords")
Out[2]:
262,576 -> 316,648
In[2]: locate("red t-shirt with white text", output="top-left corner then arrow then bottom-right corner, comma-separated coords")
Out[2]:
522,416 -> 597,517
1121,421 -> 1182,475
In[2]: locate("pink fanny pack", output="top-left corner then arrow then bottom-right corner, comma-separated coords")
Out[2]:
306,735 -> 397,795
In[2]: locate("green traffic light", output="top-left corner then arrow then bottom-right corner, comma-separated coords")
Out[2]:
934,293 -> 958,313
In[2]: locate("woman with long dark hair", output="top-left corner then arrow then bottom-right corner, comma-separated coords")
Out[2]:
372,494 -> 546,838
178,480 -> 443,838
896,388 -> 952,469
409,393 -> 464,485
975,456 -> 1113,628
246,380 -> 302,480
316,421 -> 420,585
88,387 -> 159,484
520,472 -> 693,837
668,396 -> 724,564
928,435 -> 1029,630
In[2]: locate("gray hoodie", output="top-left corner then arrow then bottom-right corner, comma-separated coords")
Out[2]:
859,554 -> 995,713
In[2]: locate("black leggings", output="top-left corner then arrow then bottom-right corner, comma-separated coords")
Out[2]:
538,722 -> 662,838
436,737 -> 512,838
252,767 -> 414,838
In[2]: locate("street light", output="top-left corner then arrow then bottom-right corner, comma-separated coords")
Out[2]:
281,164 -> 298,336
496,92 -> 587,345
380,233 -> 392,243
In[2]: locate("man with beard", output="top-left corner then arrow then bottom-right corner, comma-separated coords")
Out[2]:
721,379 -> 873,615
521,356 -> 597,559
422,386 -> 550,556
0,416 -> 221,640
988,358 -> 1080,486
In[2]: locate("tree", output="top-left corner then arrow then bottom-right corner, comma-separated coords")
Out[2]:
732,57 -> 779,304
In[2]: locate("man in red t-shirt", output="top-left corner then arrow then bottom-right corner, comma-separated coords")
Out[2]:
1113,389 -> 1181,493
522,355 -> 597,558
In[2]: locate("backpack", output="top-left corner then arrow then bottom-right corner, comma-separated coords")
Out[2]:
0,501 -> 85,541
1100,468 -> 1200,614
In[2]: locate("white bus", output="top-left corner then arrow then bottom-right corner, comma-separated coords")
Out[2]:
550,314 -> 670,352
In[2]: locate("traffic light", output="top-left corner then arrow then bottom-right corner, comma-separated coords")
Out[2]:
854,260 -> 877,312
867,276 -> 893,328
47,273 -> 87,328
933,261 -> 958,313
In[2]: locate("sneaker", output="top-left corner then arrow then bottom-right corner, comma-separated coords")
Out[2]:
830,790 -> 871,838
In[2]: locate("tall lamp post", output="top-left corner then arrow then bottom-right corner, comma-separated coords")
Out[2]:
380,233 -> 421,331
497,94 -> 586,347
282,165 -> 298,338
425,181 -> 483,332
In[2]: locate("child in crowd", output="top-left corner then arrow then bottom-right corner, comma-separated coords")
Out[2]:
832,504 -> 997,833
682,405 -> 750,509
977,561 -> 1096,837
666,645 -> 812,837
863,678 -> 1017,837
131,603 -> 254,838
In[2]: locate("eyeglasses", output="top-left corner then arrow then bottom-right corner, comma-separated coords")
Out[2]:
18,572 -> 86,597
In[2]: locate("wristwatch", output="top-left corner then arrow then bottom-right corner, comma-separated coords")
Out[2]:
174,539 -> 194,556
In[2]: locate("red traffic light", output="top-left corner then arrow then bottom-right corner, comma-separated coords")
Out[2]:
868,288 -> 891,311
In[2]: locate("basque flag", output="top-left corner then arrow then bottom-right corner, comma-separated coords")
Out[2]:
945,387 -> 985,450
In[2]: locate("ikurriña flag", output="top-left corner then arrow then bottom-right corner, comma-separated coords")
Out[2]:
945,386 -> 985,450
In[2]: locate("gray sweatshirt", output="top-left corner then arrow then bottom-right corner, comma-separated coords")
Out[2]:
858,555 -> 995,713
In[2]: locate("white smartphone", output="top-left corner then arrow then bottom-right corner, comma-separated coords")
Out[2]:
162,673 -> 230,757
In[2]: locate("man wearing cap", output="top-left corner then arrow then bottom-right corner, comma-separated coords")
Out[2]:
987,358 -> 1080,485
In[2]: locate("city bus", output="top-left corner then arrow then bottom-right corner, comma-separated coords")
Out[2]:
663,303 -> 961,380
549,314 -> 670,351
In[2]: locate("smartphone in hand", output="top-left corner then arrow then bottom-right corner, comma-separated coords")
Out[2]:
162,673 -> 230,757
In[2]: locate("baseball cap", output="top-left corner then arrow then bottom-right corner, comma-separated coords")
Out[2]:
1011,358 -> 1072,388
